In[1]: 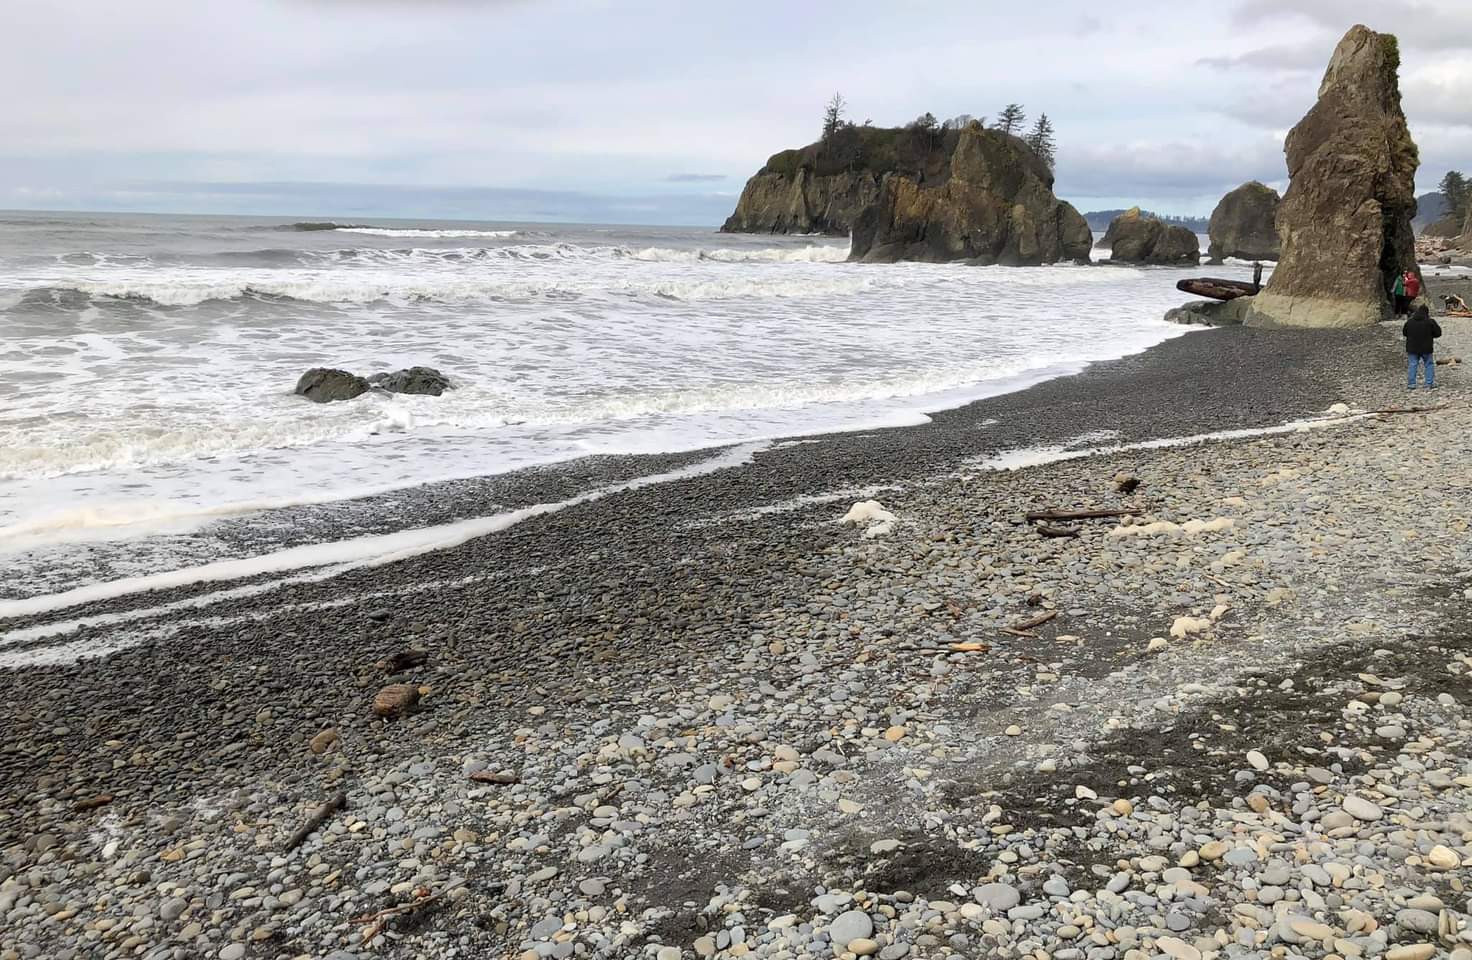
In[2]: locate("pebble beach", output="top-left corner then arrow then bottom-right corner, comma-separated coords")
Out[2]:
3,309 -> 1472,960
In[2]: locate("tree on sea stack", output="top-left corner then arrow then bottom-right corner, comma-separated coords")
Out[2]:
994,104 -> 1026,136
1442,170 -> 1468,224
820,93 -> 847,142
1025,114 -> 1056,169
1244,26 -> 1419,328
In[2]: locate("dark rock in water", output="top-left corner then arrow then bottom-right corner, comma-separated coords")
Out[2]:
295,368 -> 371,403
1246,25 -> 1419,327
1099,208 -> 1199,265
1207,182 -> 1281,263
368,366 -> 453,397
848,122 -> 1092,266
1165,299 -> 1250,326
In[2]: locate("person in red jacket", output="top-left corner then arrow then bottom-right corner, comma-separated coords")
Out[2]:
1404,269 -> 1422,304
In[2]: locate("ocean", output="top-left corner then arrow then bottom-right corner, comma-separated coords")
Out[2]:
0,211 -> 1240,616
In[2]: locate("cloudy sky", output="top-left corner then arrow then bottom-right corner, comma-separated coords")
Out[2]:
4,0 -> 1470,224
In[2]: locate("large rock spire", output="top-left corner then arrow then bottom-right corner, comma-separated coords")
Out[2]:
1245,25 -> 1419,327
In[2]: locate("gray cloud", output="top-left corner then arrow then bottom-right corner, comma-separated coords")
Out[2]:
1232,0 -> 1472,51
1197,44 -> 1328,72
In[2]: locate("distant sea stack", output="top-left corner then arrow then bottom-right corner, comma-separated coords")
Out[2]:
1207,182 -> 1280,263
720,127 -> 914,235
1097,208 -> 1199,265
1245,25 -> 1419,328
847,122 -> 1092,265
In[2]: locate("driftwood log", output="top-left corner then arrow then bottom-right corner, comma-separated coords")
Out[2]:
1035,525 -> 1081,539
284,792 -> 347,851
1000,610 -> 1058,637
1176,277 -> 1259,301
1025,507 -> 1141,522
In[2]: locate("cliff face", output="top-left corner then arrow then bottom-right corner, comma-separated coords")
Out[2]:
1245,26 -> 1420,328
719,167 -> 881,236
847,123 -> 1092,265
1207,182 -> 1281,263
1463,206 -> 1472,251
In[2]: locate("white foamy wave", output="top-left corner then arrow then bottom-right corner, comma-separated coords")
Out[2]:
621,244 -> 851,264
333,227 -> 520,239
46,272 -> 880,306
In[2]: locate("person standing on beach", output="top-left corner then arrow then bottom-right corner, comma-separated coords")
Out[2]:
1404,269 -> 1422,311
1404,303 -> 1442,390
1392,271 -> 1408,316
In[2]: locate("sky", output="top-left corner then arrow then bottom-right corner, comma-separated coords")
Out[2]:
3,0 -> 1470,225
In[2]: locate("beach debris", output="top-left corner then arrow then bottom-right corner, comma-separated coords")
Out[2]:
468,769 -> 519,785
1114,472 -> 1140,494
351,885 -> 446,942
1001,610 -> 1058,638
1034,524 -> 1080,539
1434,356 -> 1463,366
308,728 -> 339,755
841,499 -> 898,538
1175,276 -> 1259,301
1026,507 -> 1140,522
948,642 -> 990,653
376,649 -> 429,674
71,794 -> 113,813
1326,402 -> 1351,416
284,791 -> 347,851
1169,616 -> 1212,640
1147,637 -> 1168,652
372,684 -> 421,718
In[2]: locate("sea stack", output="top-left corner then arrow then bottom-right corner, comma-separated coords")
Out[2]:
848,122 -> 1092,265
1206,182 -> 1281,263
1098,208 -> 1199,265
1245,25 -> 1419,328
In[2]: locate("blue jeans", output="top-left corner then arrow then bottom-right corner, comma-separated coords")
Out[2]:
1408,353 -> 1434,388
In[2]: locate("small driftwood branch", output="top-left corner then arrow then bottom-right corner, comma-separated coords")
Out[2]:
1034,524 -> 1081,539
1367,403 -> 1449,416
284,792 -> 347,852
1025,508 -> 1142,522
72,794 -> 113,813
1000,610 -> 1058,638
353,888 -> 444,942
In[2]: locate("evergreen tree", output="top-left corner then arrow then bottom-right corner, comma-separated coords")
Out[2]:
1441,170 -> 1468,222
993,104 -> 1026,136
820,93 -> 847,142
942,113 -> 975,130
1025,113 -> 1057,169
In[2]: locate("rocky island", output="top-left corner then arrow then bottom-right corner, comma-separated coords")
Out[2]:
723,121 -> 1091,266
1206,182 -> 1281,264
1096,208 -> 1199,265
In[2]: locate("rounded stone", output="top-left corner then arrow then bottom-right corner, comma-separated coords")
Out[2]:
829,909 -> 874,944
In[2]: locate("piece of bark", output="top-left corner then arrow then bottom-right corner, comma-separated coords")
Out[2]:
376,649 -> 429,674
468,770 -> 519,785
1025,508 -> 1142,522
72,795 -> 113,813
1035,524 -> 1081,538
284,792 -> 347,851
1007,610 -> 1058,632
373,684 -> 421,718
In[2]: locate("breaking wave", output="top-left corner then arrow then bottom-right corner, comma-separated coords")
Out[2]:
332,227 -> 521,239
25,272 -> 880,307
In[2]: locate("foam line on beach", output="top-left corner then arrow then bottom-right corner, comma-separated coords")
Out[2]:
975,411 -> 1369,471
0,443 -> 766,631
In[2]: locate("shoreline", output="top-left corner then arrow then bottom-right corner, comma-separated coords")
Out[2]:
2,317 -> 1471,960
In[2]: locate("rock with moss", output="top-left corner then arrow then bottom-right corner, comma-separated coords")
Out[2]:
1098,208 -> 1199,265
1246,25 -> 1420,328
846,122 -> 1092,265
721,125 -> 952,236
1207,182 -> 1281,263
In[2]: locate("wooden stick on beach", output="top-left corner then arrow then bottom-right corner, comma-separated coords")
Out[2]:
1025,508 -> 1142,522
1000,610 -> 1058,638
1034,524 -> 1081,539
284,792 -> 347,852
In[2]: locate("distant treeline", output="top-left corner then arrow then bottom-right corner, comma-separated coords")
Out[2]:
1083,210 -> 1209,233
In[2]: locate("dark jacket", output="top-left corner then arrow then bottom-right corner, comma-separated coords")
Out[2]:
1403,311 -> 1442,355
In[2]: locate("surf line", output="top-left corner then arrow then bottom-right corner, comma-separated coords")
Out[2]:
0,442 -> 768,627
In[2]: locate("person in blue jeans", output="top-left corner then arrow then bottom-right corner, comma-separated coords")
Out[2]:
1403,304 -> 1441,390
